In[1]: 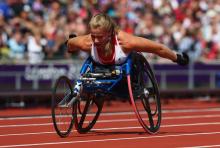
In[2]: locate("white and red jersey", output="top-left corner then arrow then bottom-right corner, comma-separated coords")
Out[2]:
91,35 -> 129,65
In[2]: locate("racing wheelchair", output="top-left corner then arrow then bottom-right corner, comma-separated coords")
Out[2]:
51,51 -> 161,137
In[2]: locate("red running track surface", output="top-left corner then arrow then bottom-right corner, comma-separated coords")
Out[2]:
0,99 -> 220,148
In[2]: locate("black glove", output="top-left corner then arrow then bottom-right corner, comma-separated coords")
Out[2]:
175,52 -> 189,66
65,33 -> 77,45
69,34 -> 77,39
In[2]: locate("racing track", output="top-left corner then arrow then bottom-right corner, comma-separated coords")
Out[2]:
0,99 -> 220,148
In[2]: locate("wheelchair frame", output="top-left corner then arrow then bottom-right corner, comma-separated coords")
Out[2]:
51,51 -> 161,137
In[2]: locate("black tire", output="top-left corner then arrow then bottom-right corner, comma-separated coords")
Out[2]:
128,52 -> 161,134
51,76 -> 75,137
74,93 -> 104,134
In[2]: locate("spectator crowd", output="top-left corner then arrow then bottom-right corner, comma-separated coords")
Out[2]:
0,0 -> 220,64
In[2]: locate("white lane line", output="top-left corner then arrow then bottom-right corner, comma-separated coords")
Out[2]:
0,123 -> 52,128
2,114 -> 220,127
99,114 -> 220,123
92,122 -> 220,131
163,108 -> 220,113
1,108 -> 220,120
0,132 -> 55,137
1,114 -> 220,128
0,116 -> 50,120
182,145 -> 220,148
162,122 -> 220,128
0,132 -> 220,148
1,122 -> 220,137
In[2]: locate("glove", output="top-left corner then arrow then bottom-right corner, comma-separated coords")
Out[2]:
65,33 -> 77,45
175,52 -> 189,66
69,34 -> 77,38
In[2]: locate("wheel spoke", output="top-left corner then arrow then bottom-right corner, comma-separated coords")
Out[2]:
75,94 -> 104,133
79,99 -> 91,127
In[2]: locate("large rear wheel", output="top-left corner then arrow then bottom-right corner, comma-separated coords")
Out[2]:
128,53 -> 161,134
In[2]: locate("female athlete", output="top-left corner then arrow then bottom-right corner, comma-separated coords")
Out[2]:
64,13 -> 189,104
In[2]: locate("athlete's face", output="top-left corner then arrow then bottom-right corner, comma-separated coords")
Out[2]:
90,27 -> 111,48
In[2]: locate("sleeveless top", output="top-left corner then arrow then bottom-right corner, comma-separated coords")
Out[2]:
91,35 -> 129,65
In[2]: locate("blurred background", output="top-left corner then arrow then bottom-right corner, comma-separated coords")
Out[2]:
0,0 -> 220,108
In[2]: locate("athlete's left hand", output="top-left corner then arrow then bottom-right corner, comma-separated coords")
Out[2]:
175,52 -> 189,66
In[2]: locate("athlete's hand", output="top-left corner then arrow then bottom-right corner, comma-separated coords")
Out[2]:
65,33 -> 77,45
175,52 -> 189,66
69,34 -> 77,39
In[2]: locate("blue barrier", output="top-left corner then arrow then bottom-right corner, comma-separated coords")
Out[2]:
0,62 -> 220,91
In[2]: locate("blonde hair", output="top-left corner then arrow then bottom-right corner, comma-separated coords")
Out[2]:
89,13 -> 119,57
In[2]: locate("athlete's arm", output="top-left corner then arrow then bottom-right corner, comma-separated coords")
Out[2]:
118,31 -> 189,65
117,30 -> 178,61
67,34 -> 92,52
